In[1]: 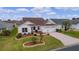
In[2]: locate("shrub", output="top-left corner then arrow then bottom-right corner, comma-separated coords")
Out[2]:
23,33 -> 26,35
56,29 -> 62,32
56,29 -> 59,32
34,34 -> 37,36
16,33 -> 22,39
28,33 -> 31,35
47,33 -> 49,35
1,30 -> 11,36
31,32 -> 33,34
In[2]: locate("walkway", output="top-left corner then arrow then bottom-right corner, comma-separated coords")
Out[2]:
50,32 -> 79,46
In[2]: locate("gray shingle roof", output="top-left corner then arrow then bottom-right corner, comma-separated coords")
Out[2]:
51,19 -> 69,24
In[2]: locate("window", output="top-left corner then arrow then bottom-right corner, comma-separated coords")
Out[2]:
22,28 -> 24,32
33,26 -> 36,30
25,28 -> 27,32
38,26 -> 40,30
22,28 -> 27,32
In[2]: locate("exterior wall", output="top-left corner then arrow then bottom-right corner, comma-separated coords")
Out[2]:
7,24 -> 14,30
18,24 -> 32,34
71,24 -> 79,30
18,23 -> 61,34
0,23 -> 14,31
40,25 -> 61,33
18,21 -> 34,34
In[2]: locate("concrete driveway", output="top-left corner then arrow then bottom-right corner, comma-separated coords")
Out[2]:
50,32 -> 79,46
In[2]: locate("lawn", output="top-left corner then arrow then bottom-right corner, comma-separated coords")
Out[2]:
61,30 -> 79,38
0,35 -> 64,51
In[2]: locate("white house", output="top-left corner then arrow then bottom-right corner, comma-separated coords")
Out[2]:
18,17 -> 58,34
70,19 -> 79,30
71,23 -> 79,30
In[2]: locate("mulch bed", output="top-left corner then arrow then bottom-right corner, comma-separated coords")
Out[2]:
23,41 -> 45,47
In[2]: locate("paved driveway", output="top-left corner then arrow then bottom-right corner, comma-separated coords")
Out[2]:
50,32 -> 79,46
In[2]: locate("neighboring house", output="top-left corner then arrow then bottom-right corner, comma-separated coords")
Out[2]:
4,20 -> 20,27
50,19 -> 68,29
71,19 -> 79,30
51,18 -> 79,30
0,21 -> 14,31
71,24 -> 79,30
17,17 -> 56,34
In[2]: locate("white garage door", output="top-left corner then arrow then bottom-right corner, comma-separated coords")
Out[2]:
41,27 -> 56,33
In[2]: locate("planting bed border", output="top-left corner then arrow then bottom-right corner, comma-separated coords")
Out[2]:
23,41 -> 45,48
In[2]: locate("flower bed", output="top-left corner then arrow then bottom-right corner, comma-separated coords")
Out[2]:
23,41 -> 45,47
23,34 -> 32,37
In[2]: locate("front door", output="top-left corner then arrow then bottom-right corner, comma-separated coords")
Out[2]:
31,26 -> 40,33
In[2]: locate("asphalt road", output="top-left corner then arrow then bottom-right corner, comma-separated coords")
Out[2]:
58,45 -> 79,51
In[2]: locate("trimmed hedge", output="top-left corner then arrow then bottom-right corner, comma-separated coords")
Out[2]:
56,29 -> 62,32
1,30 -> 11,36
16,33 -> 22,39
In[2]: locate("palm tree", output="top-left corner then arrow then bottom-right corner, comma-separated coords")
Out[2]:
62,20 -> 71,31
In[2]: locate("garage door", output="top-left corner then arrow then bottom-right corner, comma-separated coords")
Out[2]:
42,27 -> 56,33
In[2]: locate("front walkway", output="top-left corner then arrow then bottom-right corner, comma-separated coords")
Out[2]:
50,32 -> 79,46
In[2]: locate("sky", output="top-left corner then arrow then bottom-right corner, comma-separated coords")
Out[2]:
0,7 -> 79,20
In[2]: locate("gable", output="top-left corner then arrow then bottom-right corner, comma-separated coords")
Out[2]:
22,17 -> 46,25
46,20 -> 56,24
23,21 -> 34,25
18,21 -> 34,27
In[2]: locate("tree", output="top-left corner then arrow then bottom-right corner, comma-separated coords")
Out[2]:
8,19 -> 11,21
39,31 -> 43,43
31,37 -> 37,44
62,20 -> 71,31
11,27 -> 18,36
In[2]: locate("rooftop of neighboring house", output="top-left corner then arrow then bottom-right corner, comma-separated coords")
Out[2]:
4,20 -> 21,25
3,17 -> 79,26
50,18 -> 79,25
71,18 -> 79,24
0,21 -> 13,29
4,17 -> 56,26
50,19 -> 69,25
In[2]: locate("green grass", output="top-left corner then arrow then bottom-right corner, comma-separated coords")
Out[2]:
0,35 -> 64,51
61,30 -> 79,38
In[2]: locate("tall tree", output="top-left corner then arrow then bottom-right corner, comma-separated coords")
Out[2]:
62,20 -> 71,31
8,19 -> 11,21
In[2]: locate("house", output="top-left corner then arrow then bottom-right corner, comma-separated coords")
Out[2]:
4,20 -> 21,27
71,18 -> 79,30
50,19 -> 68,29
51,18 -> 79,30
17,17 -> 56,34
0,21 -> 14,31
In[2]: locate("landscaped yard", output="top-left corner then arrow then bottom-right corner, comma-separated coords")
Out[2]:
0,35 -> 64,51
61,30 -> 79,38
